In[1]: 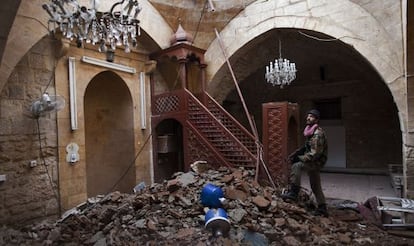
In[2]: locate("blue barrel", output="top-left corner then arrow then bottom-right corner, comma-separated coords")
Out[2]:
205,208 -> 230,237
200,183 -> 224,208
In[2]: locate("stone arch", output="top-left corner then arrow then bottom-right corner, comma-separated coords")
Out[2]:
0,0 -> 173,93
205,0 -> 405,124
84,71 -> 135,197
55,48 -> 154,209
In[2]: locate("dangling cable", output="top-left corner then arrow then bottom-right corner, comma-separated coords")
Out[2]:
106,132 -> 152,193
36,118 -> 60,203
191,0 -> 209,46
42,57 -> 58,94
32,59 -> 61,214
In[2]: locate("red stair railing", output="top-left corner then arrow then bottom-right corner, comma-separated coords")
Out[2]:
152,89 -> 256,168
204,93 -> 257,156
185,89 -> 256,168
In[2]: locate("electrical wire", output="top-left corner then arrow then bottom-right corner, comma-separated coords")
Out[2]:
42,61 -> 58,94
31,58 -> 61,214
191,0 -> 209,46
171,61 -> 185,90
106,132 -> 153,194
79,64 -> 183,213
15,13 -> 58,94
78,133 -> 154,215
36,118 -> 60,203
16,13 -> 59,94
298,30 -> 365,42
17,14 -> 49,31
94,61 -> 186,203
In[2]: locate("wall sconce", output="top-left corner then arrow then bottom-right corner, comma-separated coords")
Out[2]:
66,143 -> 80,164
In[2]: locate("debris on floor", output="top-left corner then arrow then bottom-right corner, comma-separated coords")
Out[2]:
1,166 -> 414,245
372,196 -> 414,229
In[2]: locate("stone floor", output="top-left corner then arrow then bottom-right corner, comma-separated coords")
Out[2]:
301,172 -> 398,203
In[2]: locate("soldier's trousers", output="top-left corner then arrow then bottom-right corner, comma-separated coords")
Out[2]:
290,161 -> 326,205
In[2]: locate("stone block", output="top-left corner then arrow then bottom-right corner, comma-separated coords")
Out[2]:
406,176 -> 414,190
406,161 -> 414,176
1,100 -> 23,119
28,53 -> 45,70
7,84 -> 25,99
0,119 -> 12,135
17,65 -> 34,85
6,70 -> 19,85
405,133 -> 414,146
33,70 -> 53,86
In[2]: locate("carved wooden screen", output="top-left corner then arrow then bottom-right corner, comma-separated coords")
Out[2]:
262,102 -> 300,186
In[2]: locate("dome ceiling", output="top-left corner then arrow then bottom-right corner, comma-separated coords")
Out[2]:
148,0 -> 256,50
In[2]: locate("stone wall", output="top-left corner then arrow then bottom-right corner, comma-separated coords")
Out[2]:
0,35 -> 155,225
0,37 -> 60,225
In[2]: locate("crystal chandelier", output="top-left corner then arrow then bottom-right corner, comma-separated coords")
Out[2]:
42,0 -> 142,53
265,38 -> 297,88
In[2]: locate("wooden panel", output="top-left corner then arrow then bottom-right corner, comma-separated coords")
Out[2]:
262,102 -> 299,186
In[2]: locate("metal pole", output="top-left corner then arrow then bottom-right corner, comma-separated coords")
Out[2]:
214,28 -> 256,139
214,28 -> 275,188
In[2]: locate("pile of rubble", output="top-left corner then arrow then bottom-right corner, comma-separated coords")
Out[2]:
1,166 -> 414,245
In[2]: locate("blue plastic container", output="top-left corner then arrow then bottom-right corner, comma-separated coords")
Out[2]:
205,208 -> 230,237
200,183 -> 224,208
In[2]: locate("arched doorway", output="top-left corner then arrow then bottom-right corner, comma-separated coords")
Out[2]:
84,71 -> 135,197
154,119 -> 184,182
222,28 -> 402,170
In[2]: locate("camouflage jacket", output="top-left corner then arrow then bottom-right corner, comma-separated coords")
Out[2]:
298,126 -> 328,168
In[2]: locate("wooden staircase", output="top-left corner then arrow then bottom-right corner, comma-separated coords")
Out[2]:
152,89 -> 257,169
149,33 -> 258,171
149,33 -> 294,185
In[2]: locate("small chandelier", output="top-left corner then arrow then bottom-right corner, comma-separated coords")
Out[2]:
42,0 -> 142,53
265,38 -> 297,88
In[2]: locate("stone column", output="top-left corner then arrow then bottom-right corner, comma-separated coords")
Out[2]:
405,0 -> 414,198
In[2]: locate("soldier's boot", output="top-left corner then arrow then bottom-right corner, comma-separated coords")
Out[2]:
313,204 -> 329,217
281,184 -> 300,202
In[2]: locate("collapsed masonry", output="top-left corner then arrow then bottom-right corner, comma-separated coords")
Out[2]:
1,166 -> 413,245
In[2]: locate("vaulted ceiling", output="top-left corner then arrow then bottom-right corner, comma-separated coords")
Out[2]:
147,0 -> 256,50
